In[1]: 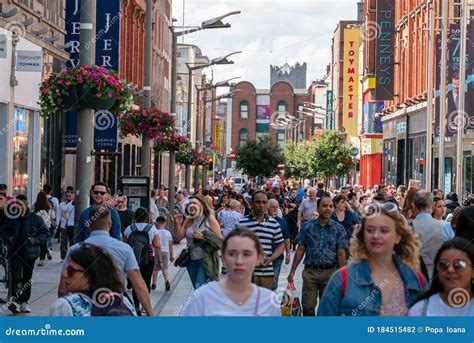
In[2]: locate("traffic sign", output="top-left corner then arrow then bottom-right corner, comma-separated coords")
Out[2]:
350,147 -> 359,156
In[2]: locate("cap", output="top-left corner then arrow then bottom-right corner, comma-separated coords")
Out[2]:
272,182 -> 280,188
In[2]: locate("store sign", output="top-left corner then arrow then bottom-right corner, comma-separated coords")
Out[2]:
16,50 -> 43,72
213,123 -> 221,154
63,0 -> 121,149
0,35 -> 7,58
94,110 -> 117,151
342,28 -> 360,136
375,0 -> 395,100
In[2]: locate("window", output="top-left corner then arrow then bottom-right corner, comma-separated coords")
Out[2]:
298,105 -> 304,119
277,131 -> 285,149
240,100 -> 249,119
239,128 -> 248,147
277,100 -> 287,120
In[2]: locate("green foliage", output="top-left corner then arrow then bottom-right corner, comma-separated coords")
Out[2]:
312,130 -> 354,180
236,136 -> 284,178
283,141 -> 311,179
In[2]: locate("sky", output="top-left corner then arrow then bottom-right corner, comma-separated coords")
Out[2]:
172,0 -> 360,89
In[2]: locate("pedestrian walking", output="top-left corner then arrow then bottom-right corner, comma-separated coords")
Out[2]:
116,196 -> 134,234
76,181 -> 122,242
238,191 -> 284,290
51,243 -> 136,316
59,190 -> 75,261
59,206 -> 154,316
2,195 -> 49,314
318,202 -> 426,316
33,191 -> 52,266
175,195 -> 222,289
180,228 -> 281,316
409,238 -> 474,316
297,187 -> 318,228
123,207 -> 162,315
331,194 -> 359,243
43,184 -> 60,250
287,196 -> 347,316
151,216 -> 174,291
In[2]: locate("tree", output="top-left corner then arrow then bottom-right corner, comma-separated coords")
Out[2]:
283,140 -> 311,179
236,136 -> 284,178
311,130 -> 354,181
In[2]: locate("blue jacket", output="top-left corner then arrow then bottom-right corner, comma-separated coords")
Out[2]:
76,205 -> 122,243
318,256 -> 427,316
2,210 -> 50,261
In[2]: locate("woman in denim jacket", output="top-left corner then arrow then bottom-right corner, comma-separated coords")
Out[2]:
318,203 -> 427,316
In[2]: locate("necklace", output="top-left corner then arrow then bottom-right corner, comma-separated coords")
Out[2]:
223,282 -> 253,306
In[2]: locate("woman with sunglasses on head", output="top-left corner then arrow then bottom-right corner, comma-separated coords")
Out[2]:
408,238 -> 474,316
175,195 -> 222,289
331,194 -> 359,244
318,202 -> 426,316
50,243 -> 136,316
181,228 -> 280,316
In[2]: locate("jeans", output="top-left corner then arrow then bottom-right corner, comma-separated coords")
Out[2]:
186,259 -> 207,289
272,258 -> 283,291
60,226 -> 75,260
10,254 -> 35,304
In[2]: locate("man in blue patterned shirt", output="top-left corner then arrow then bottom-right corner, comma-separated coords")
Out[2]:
288,196 -> 347,316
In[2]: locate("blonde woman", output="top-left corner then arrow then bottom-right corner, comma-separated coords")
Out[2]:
318,202 -> 427,316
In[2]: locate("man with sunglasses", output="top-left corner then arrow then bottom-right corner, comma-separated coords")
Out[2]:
76,181 -> 121,243
59,206 -> 154,316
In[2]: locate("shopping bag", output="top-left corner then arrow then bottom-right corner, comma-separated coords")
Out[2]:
280,282 -> 302,316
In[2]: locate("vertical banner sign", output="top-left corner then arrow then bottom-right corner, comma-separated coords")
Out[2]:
326,89 -> 333,129
213,122 -> 221,154
342,29 -> 360,136
64,0 -> 120,150
375,0 -> 394,100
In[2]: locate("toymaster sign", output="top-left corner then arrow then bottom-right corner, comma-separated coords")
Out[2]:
375,0 -> 395,100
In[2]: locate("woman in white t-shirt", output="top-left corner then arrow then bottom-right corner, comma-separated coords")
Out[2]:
408,238 -> 474,316
180,228 -> 281,316
123,207 -> 162,315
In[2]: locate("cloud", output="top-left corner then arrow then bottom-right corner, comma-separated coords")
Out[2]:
173,0 -> 359,88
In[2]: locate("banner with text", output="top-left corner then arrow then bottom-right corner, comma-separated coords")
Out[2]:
343,28 -> 360,137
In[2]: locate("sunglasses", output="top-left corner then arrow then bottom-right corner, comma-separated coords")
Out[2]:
66,265 -> 85,277
437,259 -> 472,272
93,191 -> 107,195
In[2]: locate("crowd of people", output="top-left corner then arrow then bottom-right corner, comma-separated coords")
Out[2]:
0,178 -> 473,317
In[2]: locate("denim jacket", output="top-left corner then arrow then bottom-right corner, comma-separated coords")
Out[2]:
318,255 -> 427,316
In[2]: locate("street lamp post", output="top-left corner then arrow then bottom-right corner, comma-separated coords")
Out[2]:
141,0 -> 152,181
169,11 -> 240,204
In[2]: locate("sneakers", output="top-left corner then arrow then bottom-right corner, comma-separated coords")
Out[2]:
37,260 -> 45,266
165,281 -> 171,291
151,284 -> 156,290
46,248 -> 52,260
8,301 -> 20,314
20,302 -> 31,313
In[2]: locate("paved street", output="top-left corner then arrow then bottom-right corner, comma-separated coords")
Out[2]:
0,240 -> 304,317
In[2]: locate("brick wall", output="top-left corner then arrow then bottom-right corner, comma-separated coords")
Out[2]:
231,82 -> 257,150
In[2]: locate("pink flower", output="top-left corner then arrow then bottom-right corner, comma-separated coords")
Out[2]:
96,93 -> 102,98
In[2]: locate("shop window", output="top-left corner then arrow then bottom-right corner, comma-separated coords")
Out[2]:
240,100 -> 249,119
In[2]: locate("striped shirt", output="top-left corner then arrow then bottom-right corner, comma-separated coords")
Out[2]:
237,215 -> 284,277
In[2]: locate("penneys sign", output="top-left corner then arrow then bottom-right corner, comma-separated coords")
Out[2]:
375,0 -> 395,100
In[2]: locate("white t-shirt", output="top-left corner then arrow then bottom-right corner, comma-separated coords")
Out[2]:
157,229 -> 172,253
408,293 -> 474,316
180,281 -> 281,316
124,223 -> 160,256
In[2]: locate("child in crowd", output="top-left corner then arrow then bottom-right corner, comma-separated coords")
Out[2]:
311,210 -> 319,220
152,216 -> 174,291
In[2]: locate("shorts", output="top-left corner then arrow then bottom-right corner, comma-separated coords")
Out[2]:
154,251 -> 169,271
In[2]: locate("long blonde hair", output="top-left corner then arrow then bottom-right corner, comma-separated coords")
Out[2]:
350,205 -> 420,270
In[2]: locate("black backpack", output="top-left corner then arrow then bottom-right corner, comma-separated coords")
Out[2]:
128,223 -> 153,265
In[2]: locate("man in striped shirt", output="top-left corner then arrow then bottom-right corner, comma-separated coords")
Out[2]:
237,191 -> 284,289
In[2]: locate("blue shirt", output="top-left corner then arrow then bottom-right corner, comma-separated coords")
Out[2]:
76,205 -> 122,243
295,218 -> 348,265
415,213 -> 454,240
64,231 -> 139,280
273,216 -> 290,262
331,210 -> 359,241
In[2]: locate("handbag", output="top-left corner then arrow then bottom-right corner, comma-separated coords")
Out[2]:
174,247 -> 191,268
280,282 -> 302,316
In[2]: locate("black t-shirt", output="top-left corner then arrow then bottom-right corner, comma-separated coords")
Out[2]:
117,209 -> 134,234
0,209 -> 6,236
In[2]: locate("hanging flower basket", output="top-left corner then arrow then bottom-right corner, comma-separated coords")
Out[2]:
192,150 -> 209,166
39,65 -> 133,117
119,108 -> 176,140
154,132 -> 188,152
175,141 -> 194,165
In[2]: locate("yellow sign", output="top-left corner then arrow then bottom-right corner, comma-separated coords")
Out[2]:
213,123 -> 221,154
342,29 -> 360,137
361,137 -> 383,155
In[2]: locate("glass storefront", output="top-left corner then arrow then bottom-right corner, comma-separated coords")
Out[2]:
12,106 -> 29,195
